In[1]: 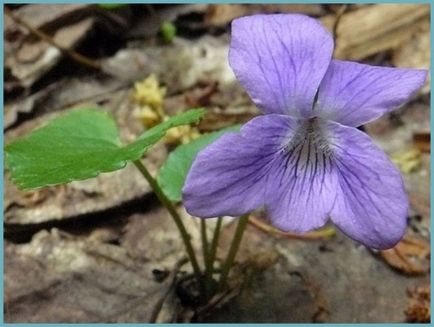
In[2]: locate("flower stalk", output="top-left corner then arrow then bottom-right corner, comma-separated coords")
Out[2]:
202,216 -> 223,297
133,159 -> 201,280
205,216 -> 223,277
200,219 -> 209,267
218,214 -> 249,291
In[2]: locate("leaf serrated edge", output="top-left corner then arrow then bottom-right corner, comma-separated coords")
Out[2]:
5,108 -> 206,190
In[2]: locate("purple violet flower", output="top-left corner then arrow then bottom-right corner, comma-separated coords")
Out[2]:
182,14 -> 428,249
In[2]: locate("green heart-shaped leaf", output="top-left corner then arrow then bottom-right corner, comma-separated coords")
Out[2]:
6,107 -> 204,189
157,125 -> 241,202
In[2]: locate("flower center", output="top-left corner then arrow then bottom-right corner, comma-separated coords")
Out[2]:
281,117 -> 333,177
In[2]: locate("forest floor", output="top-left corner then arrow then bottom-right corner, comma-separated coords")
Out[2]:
4,3 -> 430,323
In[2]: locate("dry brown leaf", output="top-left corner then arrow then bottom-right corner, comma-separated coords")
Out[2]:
321,4 -> 430,61
405,284 -> 430,323
5,229 -> 181,323
259,4 -> 325,16
184,81 -> 218,108
7,18 -> 94,87
393,19 -> 430,94
5,4 -> 91,33
380,235 -> 430,275
204,4 -> 249,27
204,4 -> 324,27
413,132 -> 430,154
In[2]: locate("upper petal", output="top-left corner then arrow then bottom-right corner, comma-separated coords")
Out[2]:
328,121 -> 408,249
315,60 -> 428,127
182,114 -> 293,218
264,119 -> 338,232
229,14 -> 334,117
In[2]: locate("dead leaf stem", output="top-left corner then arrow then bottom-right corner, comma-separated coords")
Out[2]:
249,216 -> 335,240
148,257 -> 188,323
5,6 -> 102,71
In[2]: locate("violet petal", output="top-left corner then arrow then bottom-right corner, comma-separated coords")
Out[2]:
183,114 -> 293,218
328,121 -> 408,249
229,14 -> 333,117
264,119 -> 338,232
316,60 -> 428,127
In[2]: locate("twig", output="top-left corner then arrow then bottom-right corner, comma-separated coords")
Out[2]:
148,257 -> 188,323
5,6 -> 102,71
249,216 -> 335,240
195,285 -> 240,318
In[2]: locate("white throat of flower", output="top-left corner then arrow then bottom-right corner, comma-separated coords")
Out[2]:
281,117 -> 333,178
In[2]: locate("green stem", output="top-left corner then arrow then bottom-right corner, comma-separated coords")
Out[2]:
200,219 -> 210,297
200,219 -> 209,267
133,160 -> 201,280
203,216 -> 223,297
205,217 -> 223,276
218,214 -> 249,291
